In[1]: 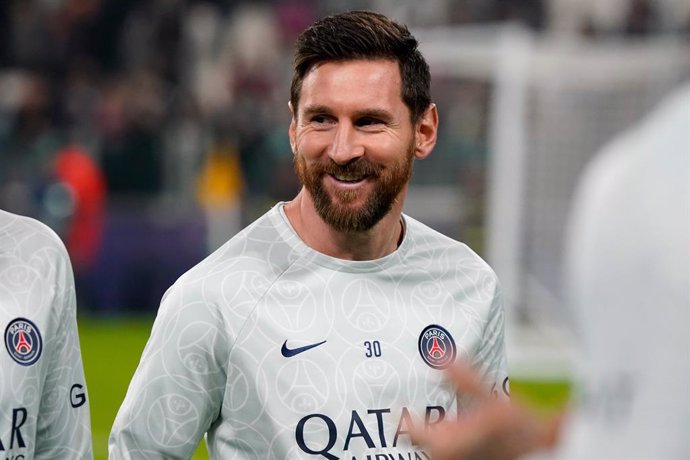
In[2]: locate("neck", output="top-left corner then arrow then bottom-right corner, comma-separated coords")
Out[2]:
284,188 -> 406,261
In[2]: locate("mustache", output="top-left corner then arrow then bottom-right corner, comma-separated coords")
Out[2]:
313,159 -> 382,177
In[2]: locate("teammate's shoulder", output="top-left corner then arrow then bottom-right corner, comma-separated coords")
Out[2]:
0,209 -> 68,256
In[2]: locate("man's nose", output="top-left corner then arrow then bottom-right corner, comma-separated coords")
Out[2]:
327,123 -> 365,165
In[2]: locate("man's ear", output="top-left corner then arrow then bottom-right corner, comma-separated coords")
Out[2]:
414,103 -> 438,160
288,101 -> 296,154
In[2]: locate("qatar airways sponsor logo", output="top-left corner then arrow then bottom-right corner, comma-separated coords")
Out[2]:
295,405 -> 447,459
0,407 -> 27,458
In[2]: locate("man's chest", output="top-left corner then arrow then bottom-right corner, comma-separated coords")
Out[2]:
225,274 -> 485,415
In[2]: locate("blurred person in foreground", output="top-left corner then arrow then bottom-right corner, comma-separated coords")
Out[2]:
110,10 -> 508,459
0,210 -> 92,458
410,83 -> 690,460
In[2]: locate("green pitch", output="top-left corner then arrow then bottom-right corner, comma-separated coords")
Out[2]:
79,315 -> 570,460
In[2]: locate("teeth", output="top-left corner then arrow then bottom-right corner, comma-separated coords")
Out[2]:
334,173 -> 364,182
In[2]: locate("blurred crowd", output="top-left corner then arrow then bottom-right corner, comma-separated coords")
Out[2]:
0,0 -> 687,314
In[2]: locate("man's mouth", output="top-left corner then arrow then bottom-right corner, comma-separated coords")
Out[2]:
332,172 -> 367,183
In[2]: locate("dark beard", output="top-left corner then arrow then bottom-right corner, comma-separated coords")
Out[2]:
294,143 -> 414,232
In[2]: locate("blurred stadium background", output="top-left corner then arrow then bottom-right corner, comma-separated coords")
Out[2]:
1,0 -> 688,458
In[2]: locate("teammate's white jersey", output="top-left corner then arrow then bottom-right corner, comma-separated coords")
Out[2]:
110,203 -> 508,459
0,210 -> 92,459
552,84 -> 690,459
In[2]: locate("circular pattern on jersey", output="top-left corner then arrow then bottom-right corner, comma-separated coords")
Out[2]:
5,317 -> 43,366
418,324 -> 456,369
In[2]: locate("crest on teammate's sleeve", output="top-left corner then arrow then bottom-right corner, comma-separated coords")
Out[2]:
5,317 -> 43,366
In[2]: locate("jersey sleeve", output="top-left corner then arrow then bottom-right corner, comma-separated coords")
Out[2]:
34,235 -> 93,459
109,283 -> 230,459
473,278 -> 510,399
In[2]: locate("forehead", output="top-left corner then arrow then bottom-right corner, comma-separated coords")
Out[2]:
298,59 -> 405,115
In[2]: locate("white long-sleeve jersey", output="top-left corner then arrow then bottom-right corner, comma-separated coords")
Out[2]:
0,210 -> 92,459
110,204 -> 508,459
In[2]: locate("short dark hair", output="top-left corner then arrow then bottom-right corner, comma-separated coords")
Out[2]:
290,10 -> 431,123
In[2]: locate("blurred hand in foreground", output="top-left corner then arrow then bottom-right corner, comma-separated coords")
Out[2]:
410,363 -> 563,460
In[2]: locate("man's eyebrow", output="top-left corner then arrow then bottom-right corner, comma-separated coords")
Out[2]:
301,105 -> 394,121
352,108 -> 393,121
301,105 -> 332,118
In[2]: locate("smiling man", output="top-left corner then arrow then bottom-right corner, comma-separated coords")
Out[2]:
110,11 -> 508,459
287,58 -> 428,260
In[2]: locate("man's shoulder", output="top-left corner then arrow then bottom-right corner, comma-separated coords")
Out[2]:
404,215 -> 494,269
166,205 -> 301,304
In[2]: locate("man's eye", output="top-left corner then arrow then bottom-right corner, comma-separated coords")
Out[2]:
357,118 -> 383,127
311,115 -> 333,124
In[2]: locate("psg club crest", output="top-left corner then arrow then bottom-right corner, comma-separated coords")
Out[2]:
418,324 -> 456,370
5,318 -> 42,366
